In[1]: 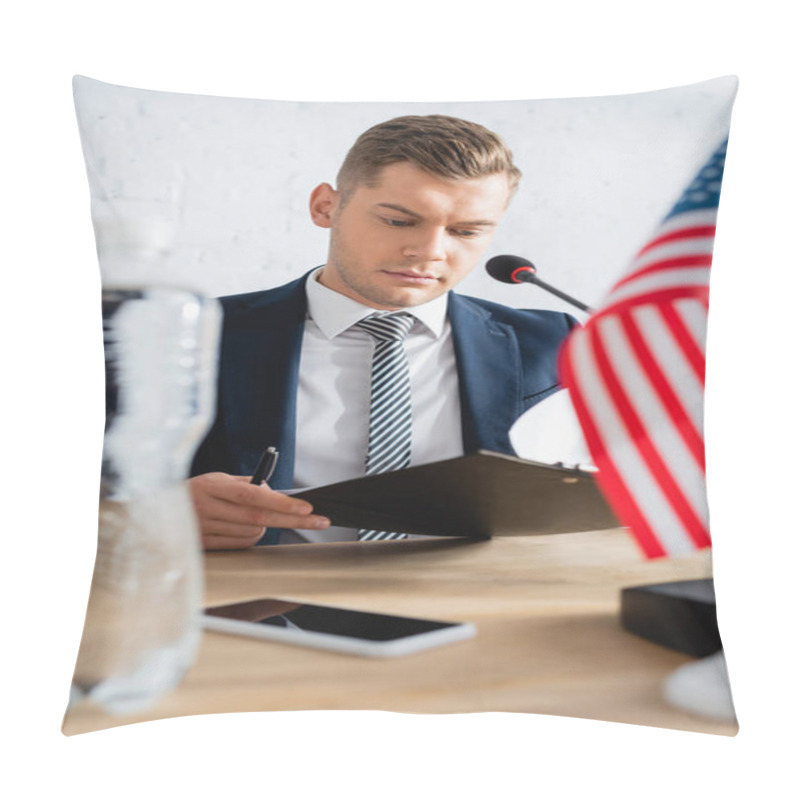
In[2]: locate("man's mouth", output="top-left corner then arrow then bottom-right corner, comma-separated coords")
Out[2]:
382,270 -> 439,283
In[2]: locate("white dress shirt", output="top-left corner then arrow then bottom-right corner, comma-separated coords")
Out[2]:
283,269 -> 464,543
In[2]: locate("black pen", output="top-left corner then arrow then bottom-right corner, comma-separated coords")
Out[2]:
250,446 -> 279,486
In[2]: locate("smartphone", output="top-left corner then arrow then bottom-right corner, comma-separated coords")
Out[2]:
203,597 -> 476,658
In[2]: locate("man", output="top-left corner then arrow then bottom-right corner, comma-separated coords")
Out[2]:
189,114 -> 576,549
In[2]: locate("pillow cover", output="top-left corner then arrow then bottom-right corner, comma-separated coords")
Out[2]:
65,75 -> 738,737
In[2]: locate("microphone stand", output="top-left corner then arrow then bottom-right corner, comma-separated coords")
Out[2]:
517,272 -> 594,313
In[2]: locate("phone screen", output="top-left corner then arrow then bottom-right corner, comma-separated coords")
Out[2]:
205,598 -> 459,642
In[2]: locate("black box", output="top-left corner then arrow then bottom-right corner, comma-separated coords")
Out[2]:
620,578 -> 722,657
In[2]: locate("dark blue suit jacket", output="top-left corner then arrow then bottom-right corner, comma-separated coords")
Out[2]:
191,274 -> 576,541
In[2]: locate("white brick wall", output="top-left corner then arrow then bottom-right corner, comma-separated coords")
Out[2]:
74,75 -> 736,315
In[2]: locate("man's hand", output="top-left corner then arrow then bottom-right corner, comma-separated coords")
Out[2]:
189,472 -> 330,550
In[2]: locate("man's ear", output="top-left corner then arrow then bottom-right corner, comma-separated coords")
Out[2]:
309,183 -> 339,229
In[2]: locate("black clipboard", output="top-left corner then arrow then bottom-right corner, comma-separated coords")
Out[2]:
292,450 -> 620,538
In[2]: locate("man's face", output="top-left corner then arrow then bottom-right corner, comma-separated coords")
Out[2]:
310,161 -> 512,310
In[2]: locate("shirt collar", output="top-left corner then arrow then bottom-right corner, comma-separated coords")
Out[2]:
305,267 -> 448,340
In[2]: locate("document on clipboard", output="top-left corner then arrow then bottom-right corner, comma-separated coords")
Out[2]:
291,450 -> 620,539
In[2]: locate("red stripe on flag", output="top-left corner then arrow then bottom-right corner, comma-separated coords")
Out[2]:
619,309 -> 706,470
558,336 -> 668,558
658,303 -> 706,384
593,285 -> 710,323
614,254 -> 713,290
636,225 -> 717,256
588,320 -> 710,549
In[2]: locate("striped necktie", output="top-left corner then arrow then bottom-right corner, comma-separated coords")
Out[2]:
355,312 -> 416,541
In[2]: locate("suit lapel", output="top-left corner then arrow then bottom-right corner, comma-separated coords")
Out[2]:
219,277 -> 307,489
448,293 -> 522,455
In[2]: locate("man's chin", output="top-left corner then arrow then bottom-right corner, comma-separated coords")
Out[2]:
363,287 -> 441,310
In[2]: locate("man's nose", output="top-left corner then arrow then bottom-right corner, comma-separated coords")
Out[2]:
402,227 -> 447,262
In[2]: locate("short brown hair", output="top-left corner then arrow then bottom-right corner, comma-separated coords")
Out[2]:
336,114 -> 521,198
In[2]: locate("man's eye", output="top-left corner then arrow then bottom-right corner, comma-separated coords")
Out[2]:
382,217 -> 414,227
451,229 -> 481,238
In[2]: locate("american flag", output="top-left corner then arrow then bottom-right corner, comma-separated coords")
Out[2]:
558,139 -> 728,559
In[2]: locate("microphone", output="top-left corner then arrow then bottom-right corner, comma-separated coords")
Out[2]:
485,255 -> 593,313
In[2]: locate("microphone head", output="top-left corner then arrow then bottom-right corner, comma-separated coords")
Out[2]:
485,254 -> 537,284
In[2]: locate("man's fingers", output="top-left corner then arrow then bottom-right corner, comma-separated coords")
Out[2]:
194,492 -> 328,531
189,472 -> 330,550
202,507 -> 329,532
196,516 -> 267,540
227,482 -> 314,515
199,514 -> 330,551
202,533 -> 265,551
193,473 -> 314,515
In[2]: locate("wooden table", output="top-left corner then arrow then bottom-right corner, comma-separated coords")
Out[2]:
62,529 -> 737,736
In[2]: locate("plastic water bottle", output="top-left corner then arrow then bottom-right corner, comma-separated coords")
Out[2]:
70,220 -> 220,714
